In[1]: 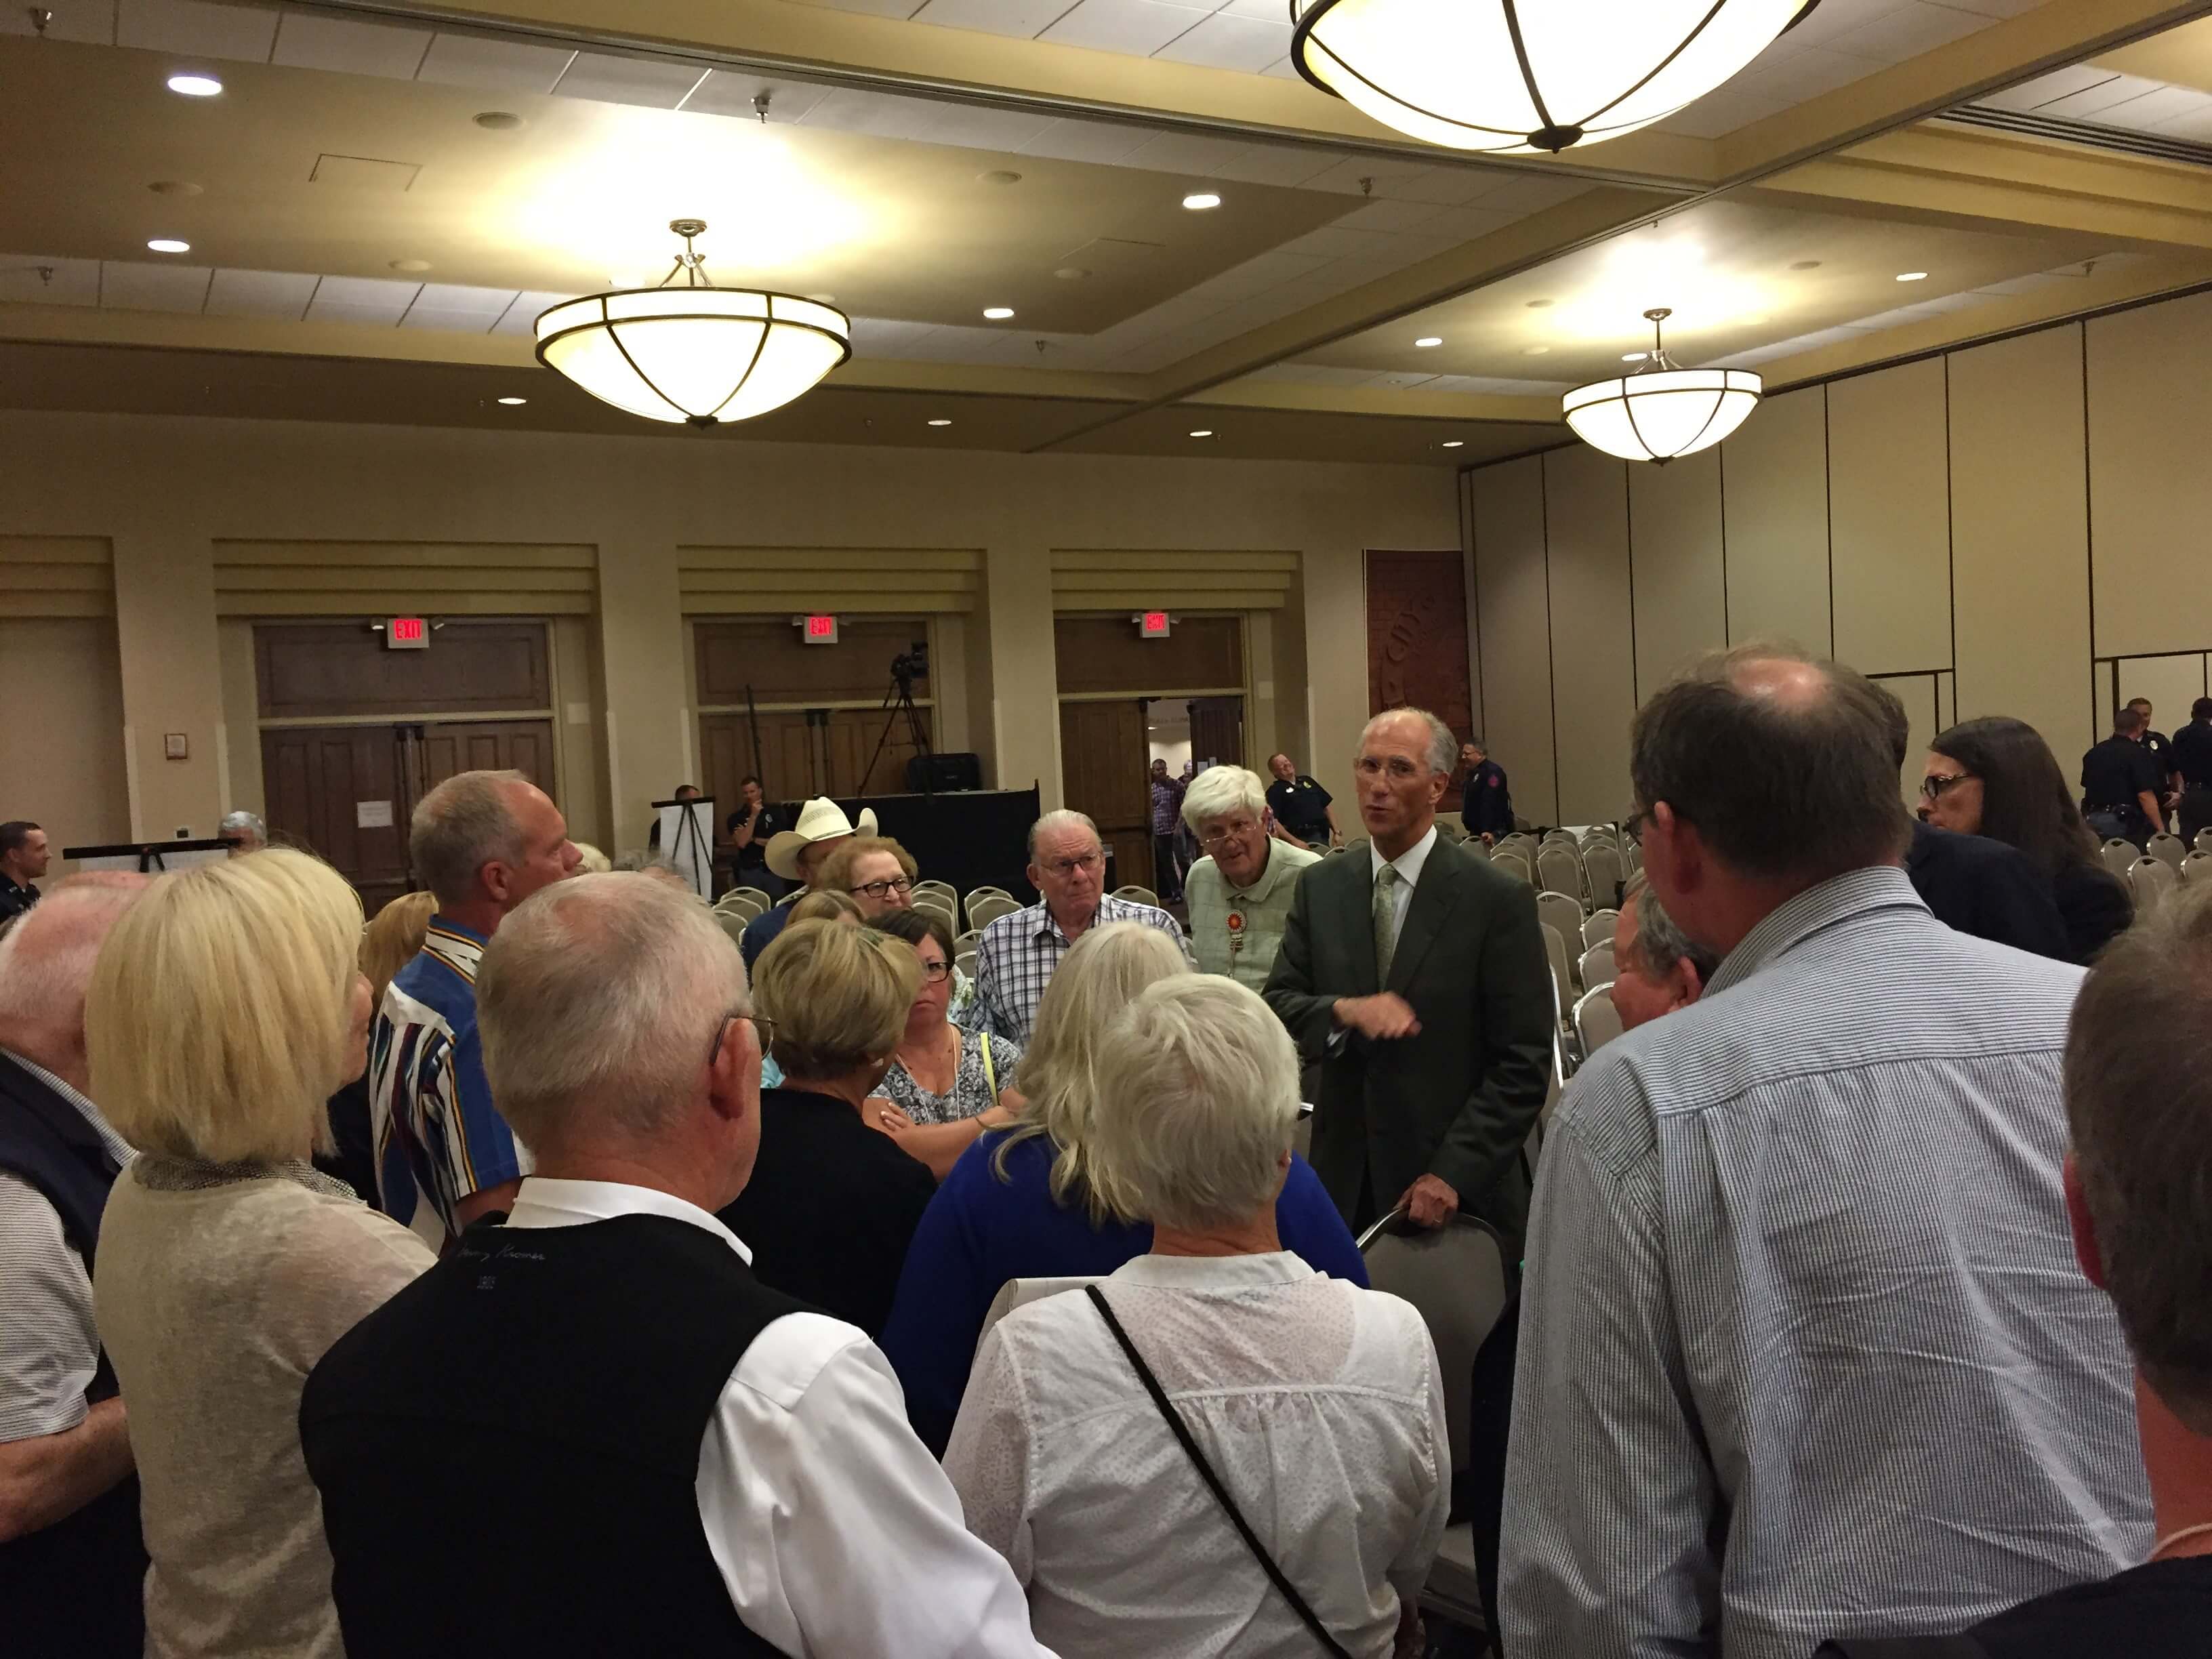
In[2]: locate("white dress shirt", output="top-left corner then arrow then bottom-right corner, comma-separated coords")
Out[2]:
943,1250 -> 1450,1659
1368,823 -> 1439,961
505,1176 -> 1053,1659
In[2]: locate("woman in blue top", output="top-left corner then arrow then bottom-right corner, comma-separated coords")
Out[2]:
880,920 -> 1367,1454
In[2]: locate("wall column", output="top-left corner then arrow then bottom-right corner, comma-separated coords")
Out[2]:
110,531 -> 223,841
1300,544 -> 1369,795
596,536 -> 691,855
979,539 -> 1061,809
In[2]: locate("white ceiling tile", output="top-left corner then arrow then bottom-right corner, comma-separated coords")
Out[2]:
1330,197 -> 1443,233
914,102 -> 1061,150
1151,10 -> 1289,71
1259,55 -> 1299,79
1822,1 -> 1992,64
2145,102 -> 2212,140
1422,203 -> 1521,243
805,0 -> 924,14
848,316 -> 940,353
1041,0 -> 1212,58
304,276 -> 421,325
1660,85 -> 1793,137
1370,166 -> 1521,207
99,260 -> 211,313
2085,84 -> 2212,130
116,0 -> 276,60
1778,0 -> 1915,51
413,33 -> 575,95
0,255 -> 100,306
1017,117 -> 1154,163
0,1 -> 112,43
1976,64 -> 2116,112
1186,248 -> 1334,300
398,306 -> 514,333
1204,142 -> 1347,187
1121,129 -> 1265,173
1296,156 -> 1434,197
270,13 -> 431,79
552,52 -> 710,110
910,0 -> 1078,35
2035,71 -> 2168,119
1938,0 -> 2044,16
492,291 -> 573,336
682,73 -> 832,123
1734,44 -> 1881,101
1469,173 -> 1589,214
203,267 -> 316,319
1276,224 -> 1400,261
398,283 -> 518,329
1216,0 -> 1286,16
798,87 -> 955,137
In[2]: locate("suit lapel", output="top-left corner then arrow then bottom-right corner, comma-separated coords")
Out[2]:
1387,842 -> 1463,995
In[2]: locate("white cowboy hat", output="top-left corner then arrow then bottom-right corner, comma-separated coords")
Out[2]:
764,798 -> 879,882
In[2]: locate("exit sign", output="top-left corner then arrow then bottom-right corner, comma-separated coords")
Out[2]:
801,613 -> 839,646
386,616 -> 428,650
1139,610 -> 1172,640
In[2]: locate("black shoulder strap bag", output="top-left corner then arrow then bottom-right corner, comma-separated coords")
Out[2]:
1086,1284 -> 1354,1659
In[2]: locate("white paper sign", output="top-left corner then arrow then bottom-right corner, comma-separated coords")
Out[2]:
356,800 -> 394,830
655,798 -> 716,899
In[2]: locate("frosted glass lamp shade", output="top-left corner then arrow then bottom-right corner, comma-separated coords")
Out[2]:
535,289 -> 850,426
1562,367 -> 1762,462
1290,0 -> 1818,153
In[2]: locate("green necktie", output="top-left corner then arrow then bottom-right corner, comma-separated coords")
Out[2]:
1373,861 -> 1399,987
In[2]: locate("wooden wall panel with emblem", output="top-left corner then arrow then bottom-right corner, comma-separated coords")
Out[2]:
1364,551 -> 1473,809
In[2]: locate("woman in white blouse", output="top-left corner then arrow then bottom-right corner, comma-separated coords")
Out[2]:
943,975 -> 1449,1659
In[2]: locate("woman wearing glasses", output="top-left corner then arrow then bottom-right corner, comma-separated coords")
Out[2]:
865,909 -> 1022,1180
1923,716 -> 2132,964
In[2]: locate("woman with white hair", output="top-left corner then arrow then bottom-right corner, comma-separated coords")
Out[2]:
1181,764 -> 1322,991
880,922 -> 1366,1455
88,850 -> 437,1658
944,975 -> 1448,1658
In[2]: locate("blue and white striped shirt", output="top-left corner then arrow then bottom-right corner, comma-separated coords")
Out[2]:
1502,866 -> 2151,1658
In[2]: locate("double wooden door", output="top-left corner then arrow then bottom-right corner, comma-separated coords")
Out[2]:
261,719 -> 554,916
1056,697 -> 1244,892
699,705 -> 933,808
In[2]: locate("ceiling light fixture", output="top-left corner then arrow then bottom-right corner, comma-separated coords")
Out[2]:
1290,0 -> 1817,153
1521,345 -> 1551,356
1621,351 -> 1647,362
496,396 -> 528,406
1563,306 -> 1761,465
928,418 -> 953,427
146,239 -> 191,254
1896,270 -> 1928,282
1415,335 -> 1443,348
983,306 -> 1015,320
166,73 -> 222,97
1441,440 -> 1465,449
1182,192 -> 1223,210
534,219 -> 849,428
1189,429 -> 1215,438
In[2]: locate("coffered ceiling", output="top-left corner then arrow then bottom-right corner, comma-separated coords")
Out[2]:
4,0 -> 2212,462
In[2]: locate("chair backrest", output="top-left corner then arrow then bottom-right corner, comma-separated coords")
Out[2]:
965,894 -> 1022,931
1357,1214 -> 1512,1477
1535,843 -> 1585,903
954,928 -> 984,951
1535,888 -> 1583,947
1111,884 -> 1159,909
954,947 -> 979,979
1578,941 -> 1616,989
1582,843 -> 1624,909
2146,832 -> 2187,871
1622,841 -> 1643,878
2131,856 -> 2177,915
2102,838 -> 2142,880
1490,850 -> 1532,884
912,882 -> 957,909
712,909 -> 750,949
979,1276 -> 1102,1345
714,889 -> 764,916
2184,852 -> 2212,885
2198,829 -> 2212,857
1498,833 -> 1540,861
1540,922 -> 1572,1016
1582,907 -> 1620,951
1574,982 -> 1624,1058
962,886 -> 1010,925
725,885 -> 772,911
913,897 -> 956,928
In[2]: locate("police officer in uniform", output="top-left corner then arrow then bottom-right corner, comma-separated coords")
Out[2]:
2173,697 -> 2212,846
2082,707 -> 2167,848
1264,752 -> 1339,851
1459,739 -> 1514,845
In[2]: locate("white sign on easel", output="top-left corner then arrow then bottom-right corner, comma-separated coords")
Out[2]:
653,798 -> 716,899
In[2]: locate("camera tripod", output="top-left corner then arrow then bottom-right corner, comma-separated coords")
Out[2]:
864,664 -> 933,794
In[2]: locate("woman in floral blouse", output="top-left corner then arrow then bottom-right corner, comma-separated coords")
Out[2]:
865,908 -> 1021,1179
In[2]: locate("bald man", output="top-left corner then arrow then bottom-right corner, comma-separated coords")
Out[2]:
0,876 -> 151,1659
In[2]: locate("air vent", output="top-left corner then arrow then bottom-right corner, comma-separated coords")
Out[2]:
1942,105 -> 2212,169
309,155 -> 422,192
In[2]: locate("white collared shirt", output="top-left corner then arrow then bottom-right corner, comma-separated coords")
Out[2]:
505,1176 -> 1052,1659
943,1250 -> 1450,1659
1368,823 -> 1440,959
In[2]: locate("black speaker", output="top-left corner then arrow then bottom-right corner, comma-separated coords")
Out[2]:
907,752 -> 981,792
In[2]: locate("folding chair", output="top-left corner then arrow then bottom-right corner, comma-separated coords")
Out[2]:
1490,851 -> 1531,884
2146,832 -> 2187,872
1582,842 -> 1624,909
965,894 -> 1022,932
1535,843 -> 1586,907
913,897 -> 956,929
2130,856 -> 2177,916
1581,909 -> 1619,951
2102,839 -> 2142,880
1111,884 -> 1160,909
1578,941 -> 1616,989
1574,983 -> 1624,1057
2183,852 -> 2212,886
1540,922 -> 1573,1015
1535,889 -> 1583,950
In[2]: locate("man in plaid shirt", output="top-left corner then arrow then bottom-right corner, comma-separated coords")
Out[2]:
973,810 -> 1190,1043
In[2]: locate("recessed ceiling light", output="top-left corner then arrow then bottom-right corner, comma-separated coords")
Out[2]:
983,306 -> 1015,320
1896,270 -> 1928,282
979,169 -> 1023,186
1054,266 -> 1091,281
1521,346 -> 1551,356
1189,429 -> 1214,438
1441,441 -> 1465,449
390,258 -> 432,273
927,418 -> 953,427
1621,351 -> 1647,363
1525,298 -> 1554,309
146,239 -> 191,254
166,73 -> 222,97
1414,335 -> 1443,348
1790,259 -> 1822,271
473,110 -> 525,131
496,396 -> 527,406
1182,192 -> 1223,211
148,180 -> 203,197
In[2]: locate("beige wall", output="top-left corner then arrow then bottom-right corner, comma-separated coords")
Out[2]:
0,617 -> 130,870
1465,285 -> 2212,825
0,409 -> 1456,866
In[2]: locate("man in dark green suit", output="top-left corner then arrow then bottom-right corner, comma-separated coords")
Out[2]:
1265,708 -> 1553,1240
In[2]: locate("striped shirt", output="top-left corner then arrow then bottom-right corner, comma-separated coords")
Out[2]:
368,918 -> 531,1252
1501,866 -> 2151,1659
972,895 -> 1191,1043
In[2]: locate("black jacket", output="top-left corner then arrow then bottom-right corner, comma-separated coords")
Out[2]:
1904,823 -> 2069,961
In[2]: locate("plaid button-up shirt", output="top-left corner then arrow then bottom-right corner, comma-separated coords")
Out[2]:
972,895 -> 1191,1042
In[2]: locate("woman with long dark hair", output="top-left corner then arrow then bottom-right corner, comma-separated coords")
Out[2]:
1923,716 -> 2131,962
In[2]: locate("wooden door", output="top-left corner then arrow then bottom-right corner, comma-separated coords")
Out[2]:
1059,700 -> 1152,890
1188,696 -> 1244,770
417,719 -> 554,792
700,709 -> 823,806
826,705 -> 933,797
261,725 -> 412,916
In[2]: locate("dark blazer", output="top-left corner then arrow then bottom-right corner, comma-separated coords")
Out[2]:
1264,830 -> 1553,1242
1904,822 -> 2070,961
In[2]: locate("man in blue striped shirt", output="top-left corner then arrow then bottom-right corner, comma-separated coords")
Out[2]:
1502,647 -> 2150,1658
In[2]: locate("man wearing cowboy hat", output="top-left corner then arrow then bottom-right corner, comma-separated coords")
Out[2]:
740,798 -> 878,970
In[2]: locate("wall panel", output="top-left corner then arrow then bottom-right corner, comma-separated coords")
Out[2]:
1626,446 -> 1725,701
2115,655 -> 2208,732
1544,445 -> 1637,824
1720,386 -> 1830,653
1828,359 -> 1952,676
1949,326 -> 2093,760
0,618 -> 129,867
1469,455 -> 1557,826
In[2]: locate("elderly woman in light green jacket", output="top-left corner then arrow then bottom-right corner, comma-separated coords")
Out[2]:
1179,765 -> 1321,992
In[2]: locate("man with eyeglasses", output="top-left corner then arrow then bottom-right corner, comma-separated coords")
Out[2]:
1181,766 -> 1319,993
972,810 -> 1191,1043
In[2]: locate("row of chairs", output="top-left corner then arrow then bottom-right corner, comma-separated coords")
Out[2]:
2100,828 -> 2212,882
1488,827 -> 1637,914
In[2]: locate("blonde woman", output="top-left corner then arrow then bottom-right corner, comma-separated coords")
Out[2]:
879,922 -> 1367,1454
89,849 -> 436,1659
321,890 -> 438,1200
717,918 -> 937,1337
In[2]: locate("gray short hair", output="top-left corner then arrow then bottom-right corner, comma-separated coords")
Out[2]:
1364,707 -> 1457,776
476,872 -> 744,1148
1028,808 -> 1101,863
1086,977 -> 1299,1231
1181,766 -> 1267,832
218,809 -> 266,842
411,770 -> 527,907
1622,872 -> 1719,982
0,880 -> 148,1047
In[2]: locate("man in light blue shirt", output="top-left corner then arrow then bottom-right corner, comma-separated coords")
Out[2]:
1502,647 -> 2150,1658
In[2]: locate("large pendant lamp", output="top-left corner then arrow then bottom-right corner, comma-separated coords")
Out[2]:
1562,308 -> 1761,464
1289,0 -> 1821,154
535,220 -> 850,428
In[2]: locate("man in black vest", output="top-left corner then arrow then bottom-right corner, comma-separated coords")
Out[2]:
302,874 -> 1048,1659
0,876 -> 150,1659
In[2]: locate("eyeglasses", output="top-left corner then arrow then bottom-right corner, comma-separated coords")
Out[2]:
917,959 -> 952,984
1200,819 -> 1259,849
1042,851 -> 1104,878
1921,772 -> 1974,801
850,875 -> 914,900
1623,807 -> 1653,840
706,1010 -> 776,1067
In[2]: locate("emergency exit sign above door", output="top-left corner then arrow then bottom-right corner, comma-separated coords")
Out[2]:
384,616 -> 428,650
